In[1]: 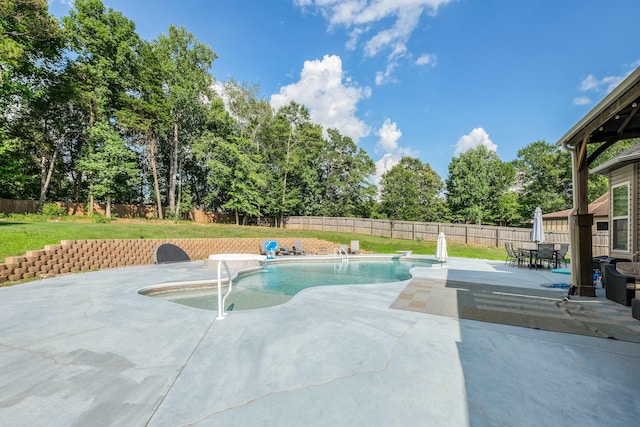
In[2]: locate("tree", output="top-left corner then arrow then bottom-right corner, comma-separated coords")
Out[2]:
1,0 -> 64,201
378,157 -> 444,221
117,38 -> 169,218
287,123 -> 324,217
77,121 -> 140,217
495,191 -> 523,226
586,138 -> 639,202
0,0 -> 63,105
218,137 -> 265,224
31,71 -> 84,209
63,0 -> 140,124
514,141 -> 571,216
62,0 -> 141,212
446,146 -> 514,224
260,102 -> 312,226
155,25 -> 217,217
192,100 -> 266,224
222,80 -> 273,149
316,128 -> 376,217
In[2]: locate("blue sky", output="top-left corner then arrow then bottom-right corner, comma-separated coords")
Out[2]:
48,0 -> 640,182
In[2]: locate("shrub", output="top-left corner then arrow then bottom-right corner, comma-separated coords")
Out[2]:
41,203 -> 66,217
89,213 -> 112,223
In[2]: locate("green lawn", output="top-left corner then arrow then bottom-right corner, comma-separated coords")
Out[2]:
0,215 -> 506,263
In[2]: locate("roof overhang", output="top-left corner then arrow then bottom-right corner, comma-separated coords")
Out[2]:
556,66 -> 640,152
590,149 -> 640,174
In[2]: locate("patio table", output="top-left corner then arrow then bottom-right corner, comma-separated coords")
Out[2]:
518,247 -> 559,269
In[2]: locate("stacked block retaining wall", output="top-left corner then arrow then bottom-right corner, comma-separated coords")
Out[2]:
0,238 -> 336,284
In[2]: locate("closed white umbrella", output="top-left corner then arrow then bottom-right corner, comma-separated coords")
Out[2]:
531,207 -> 544,243
436,232 -> 448,266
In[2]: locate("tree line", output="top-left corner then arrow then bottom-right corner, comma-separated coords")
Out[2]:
1,0 -> 636,226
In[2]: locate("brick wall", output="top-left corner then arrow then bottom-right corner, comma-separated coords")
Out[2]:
0,238 -> 337,284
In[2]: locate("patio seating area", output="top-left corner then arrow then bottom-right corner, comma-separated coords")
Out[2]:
504,241 -> 570,269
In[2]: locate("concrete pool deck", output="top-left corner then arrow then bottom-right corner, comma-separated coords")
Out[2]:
0,256 -> 639,426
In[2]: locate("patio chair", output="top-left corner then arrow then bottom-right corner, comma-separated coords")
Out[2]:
533,243 -> 555,269
349,240 -> 360,255
278,245 -> 292,256
555,243 -> 569,268
259,240 -> 267,255
292,239 -> 307,255
504,242 -> 525,267
602,263 -> 635,306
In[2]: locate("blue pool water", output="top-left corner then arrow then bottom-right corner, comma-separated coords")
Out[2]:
152,259 -> 435,311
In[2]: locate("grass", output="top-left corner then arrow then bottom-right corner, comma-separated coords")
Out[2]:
0,215 -> 507,263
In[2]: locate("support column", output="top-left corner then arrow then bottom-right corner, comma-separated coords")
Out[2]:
571,213 -> 595,296
571,144 -> 595,296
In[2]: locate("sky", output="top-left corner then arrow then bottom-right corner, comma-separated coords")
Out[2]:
48,0 -> 640,184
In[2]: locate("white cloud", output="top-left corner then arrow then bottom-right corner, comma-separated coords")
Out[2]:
578,62 -> 640,96
454,128 -> 497,156
579,73 -> 625,93
375,62 -> 398,85
270,54 -> 371,141
363,6 -> 421,58
416,53 -> 437,66
571,62 -> 640,107
374,153 -> 401,186
375,44 -> 408,85
346,27 -> 366,50
579,74 -> 598,91
294,0 -> 451,82
376,118 -> 402,152
572,96 -> 591,106
371,119 -> 418,186
573,63 -> 640,107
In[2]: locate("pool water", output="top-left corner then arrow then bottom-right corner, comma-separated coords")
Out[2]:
153,259 -> 435,311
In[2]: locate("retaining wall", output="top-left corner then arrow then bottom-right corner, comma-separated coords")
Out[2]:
0,237 -> 336,284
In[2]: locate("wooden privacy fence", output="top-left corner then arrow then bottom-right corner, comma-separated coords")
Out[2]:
286,216 -> 610,257
0,199 -> 39,214
0,198 -> 237,223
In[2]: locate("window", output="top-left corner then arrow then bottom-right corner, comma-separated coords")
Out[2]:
611,183 -> 630,251
596,221 -> 609,231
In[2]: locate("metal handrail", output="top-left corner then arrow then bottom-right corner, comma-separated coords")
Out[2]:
216,260 -> 233,320
334,245 -> 349,262
209,254 -> 266,320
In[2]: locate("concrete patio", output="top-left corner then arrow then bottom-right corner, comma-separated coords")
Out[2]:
0,257 -> 638,426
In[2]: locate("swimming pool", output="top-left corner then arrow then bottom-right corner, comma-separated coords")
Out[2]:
147,258 -> 436,311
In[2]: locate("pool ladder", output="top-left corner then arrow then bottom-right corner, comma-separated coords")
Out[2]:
215,260 -> 234,320
334,245 -> 349,262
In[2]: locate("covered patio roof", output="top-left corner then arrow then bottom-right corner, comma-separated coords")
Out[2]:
556,66 -> 640,161
555,66 -> 640,295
